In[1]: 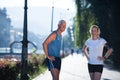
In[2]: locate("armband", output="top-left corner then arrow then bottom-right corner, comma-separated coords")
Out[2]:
105,43 -> 112,50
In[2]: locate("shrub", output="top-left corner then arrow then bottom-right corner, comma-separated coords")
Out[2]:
0,54 -> 46,80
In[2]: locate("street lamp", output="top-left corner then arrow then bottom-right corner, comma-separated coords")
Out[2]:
20,0 -> 29,80
51,0 -> 54,32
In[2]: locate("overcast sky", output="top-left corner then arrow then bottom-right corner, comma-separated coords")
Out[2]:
0,0 -> 76,35
0,0 -> 75,11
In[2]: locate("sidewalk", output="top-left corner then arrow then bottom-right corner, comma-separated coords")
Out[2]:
33,54 -> 120,80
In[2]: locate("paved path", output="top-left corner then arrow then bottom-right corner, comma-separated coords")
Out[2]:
33,54 -> 120,80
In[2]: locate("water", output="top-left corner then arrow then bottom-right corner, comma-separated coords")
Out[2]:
0,48 -> 44,54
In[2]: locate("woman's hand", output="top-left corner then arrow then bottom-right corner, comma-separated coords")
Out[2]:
98,56 -> 105,61
86,56 -> 90,60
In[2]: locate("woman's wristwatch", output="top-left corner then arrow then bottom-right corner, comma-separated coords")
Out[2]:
103,56 -> 107,59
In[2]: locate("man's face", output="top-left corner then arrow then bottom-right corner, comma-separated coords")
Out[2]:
58,22 -> 66,32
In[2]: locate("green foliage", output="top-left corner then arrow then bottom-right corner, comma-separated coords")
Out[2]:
64,27 -> 75,48
84,0 -> 120,68
75,0 -> 120,68
75,0 -> 97,47
0,60 -> 20,80
0,54 -> 46,80
74,18 -> 80,47
28,54 -> 46,79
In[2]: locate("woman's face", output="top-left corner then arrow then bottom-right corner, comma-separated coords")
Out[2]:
91,27 -> 98,37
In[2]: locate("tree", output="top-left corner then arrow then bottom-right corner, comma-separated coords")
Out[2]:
0,8 -> 11,47
75,0 -> 97,47
85,0 -> 120,67
63,26 -> 75,49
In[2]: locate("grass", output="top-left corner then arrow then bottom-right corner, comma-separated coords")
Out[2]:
30,65 -> 47,80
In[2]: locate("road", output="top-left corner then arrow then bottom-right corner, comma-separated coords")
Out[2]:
33,53 -> 120,80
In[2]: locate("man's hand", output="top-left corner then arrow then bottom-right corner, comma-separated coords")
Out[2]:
47,56 -> 55,61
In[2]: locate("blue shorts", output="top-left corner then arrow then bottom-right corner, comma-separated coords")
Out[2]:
88,63 -> 103,73
46,57 -> 61,71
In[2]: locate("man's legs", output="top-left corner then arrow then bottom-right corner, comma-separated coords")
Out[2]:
50,69 -> 60,80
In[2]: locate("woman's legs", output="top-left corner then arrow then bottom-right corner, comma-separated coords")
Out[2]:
89,72 -> 102,80
94,72 -> 102,80
88,64 -> 103,80
50,68 -> 60,80
89,72 -> 94,80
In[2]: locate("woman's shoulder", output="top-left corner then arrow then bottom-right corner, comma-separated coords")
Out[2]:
85,38 -> 92,43
87,38 -> 92,41
99,37 -> 107,43
99,37 -> 106,41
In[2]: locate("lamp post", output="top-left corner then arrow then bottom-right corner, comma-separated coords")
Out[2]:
62,37 -> 65,57
51,1 -> 54,32
20,0 -> 29,80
